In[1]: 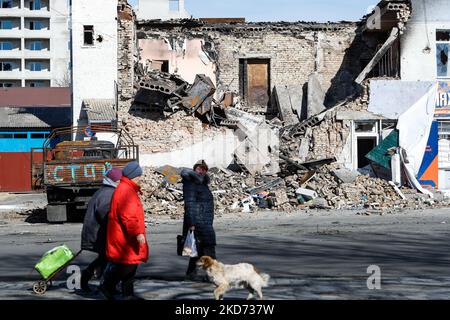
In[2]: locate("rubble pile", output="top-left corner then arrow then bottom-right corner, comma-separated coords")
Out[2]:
138,167 -> 297,216
120,110 -> 223,153
300,165 -> 449,210
140,168 -> 184,216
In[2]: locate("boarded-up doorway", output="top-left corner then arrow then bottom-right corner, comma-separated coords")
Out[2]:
239,59 -> 271,107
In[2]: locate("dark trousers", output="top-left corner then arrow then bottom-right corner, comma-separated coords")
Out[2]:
81,254 -> 108,283
186,245 -> 216,275
102,262 -> 138,298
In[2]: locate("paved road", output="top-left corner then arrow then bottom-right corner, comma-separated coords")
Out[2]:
1,208 -> 450,299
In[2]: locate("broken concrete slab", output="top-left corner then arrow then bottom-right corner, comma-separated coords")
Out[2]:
332,168 -> 360,184
225,107 -> 265,135
307,72 -> 327,119
296,188 -> 318,200
272,85 -> 303,125
298,127 -> 312,163
234,123 -> 280,176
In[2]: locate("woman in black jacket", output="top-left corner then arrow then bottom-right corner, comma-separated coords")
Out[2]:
181,160 -> 216,280
80,168 -> 122,292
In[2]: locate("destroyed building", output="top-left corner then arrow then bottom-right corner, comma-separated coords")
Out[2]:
113,0 -> 450,216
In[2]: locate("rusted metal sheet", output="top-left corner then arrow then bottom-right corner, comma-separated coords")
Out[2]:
0,152 -> 40,192
182,74 -> 216,115
247,59 -> 270,107
44,159 -> 132,186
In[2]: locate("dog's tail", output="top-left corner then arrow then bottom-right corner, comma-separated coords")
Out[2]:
259,273 -> 270,287
260,273 -> 270,287
254,266 -> 270,287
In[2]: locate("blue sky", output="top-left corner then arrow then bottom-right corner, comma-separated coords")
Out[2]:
128,0 -> 378,22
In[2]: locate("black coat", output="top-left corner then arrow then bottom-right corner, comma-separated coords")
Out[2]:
181,169 -> 216,246
81,183 -> 116,254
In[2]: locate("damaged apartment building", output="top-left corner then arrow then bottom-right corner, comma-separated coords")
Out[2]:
114,0 -> 450,214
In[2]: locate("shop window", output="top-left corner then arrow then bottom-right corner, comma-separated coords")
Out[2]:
13,133 -> 27,139
0,133 -> 13,138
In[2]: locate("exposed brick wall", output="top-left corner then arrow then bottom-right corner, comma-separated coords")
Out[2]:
135,22 -> 363,110
117,0 -> 135,112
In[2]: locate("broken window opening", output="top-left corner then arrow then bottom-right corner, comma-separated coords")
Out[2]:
437,30 -> 450,78
83,25 -> 94,46
437,30 -> 450,42
151,60 -> 169,73
371,38 -> 400,78
357,137 -> 377,169
0,61 -> 12,71
0,0 -> 12,8
355,121 -> 377,133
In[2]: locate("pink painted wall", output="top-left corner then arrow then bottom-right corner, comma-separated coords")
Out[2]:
139,38 -> 217,86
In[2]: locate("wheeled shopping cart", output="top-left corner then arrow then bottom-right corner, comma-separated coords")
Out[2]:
32,245 -> 81,295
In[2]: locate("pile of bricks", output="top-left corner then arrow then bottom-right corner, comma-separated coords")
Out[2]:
300,165 -> 449,210
119,110 -> 223,153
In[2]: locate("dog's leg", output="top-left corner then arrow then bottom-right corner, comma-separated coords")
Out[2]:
254,286 -> 264,300
246,284 -> 255,300
214,284 -> 229,300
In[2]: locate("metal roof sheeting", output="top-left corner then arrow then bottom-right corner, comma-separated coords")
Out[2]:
0,107 -> 72,128
83,99 -> 117,123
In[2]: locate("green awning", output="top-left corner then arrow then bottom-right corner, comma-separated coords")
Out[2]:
365,130 -> 399,170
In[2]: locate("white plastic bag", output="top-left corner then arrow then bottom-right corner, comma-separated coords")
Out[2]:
182,231 -> 198,258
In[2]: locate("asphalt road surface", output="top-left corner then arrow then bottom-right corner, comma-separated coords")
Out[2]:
1,208 -> 450,299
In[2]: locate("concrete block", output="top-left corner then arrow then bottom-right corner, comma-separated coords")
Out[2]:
272,85 -> 303,125
307,72 -> 326,118
332,168 -> 360,184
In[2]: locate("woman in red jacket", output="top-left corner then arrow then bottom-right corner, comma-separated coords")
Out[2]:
99,161 -> 148,300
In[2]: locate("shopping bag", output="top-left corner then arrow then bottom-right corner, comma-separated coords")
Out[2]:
35,245 -> 74,280
182,231 -> 198,258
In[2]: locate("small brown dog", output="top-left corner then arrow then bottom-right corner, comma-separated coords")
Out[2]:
196,256 -> 270,300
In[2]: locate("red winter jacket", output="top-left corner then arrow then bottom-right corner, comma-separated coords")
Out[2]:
106,176 -> 149,265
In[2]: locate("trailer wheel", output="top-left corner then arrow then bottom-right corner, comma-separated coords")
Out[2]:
33,281 -> 47,295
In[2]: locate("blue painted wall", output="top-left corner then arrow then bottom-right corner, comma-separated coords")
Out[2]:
0,131 -> 50,152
